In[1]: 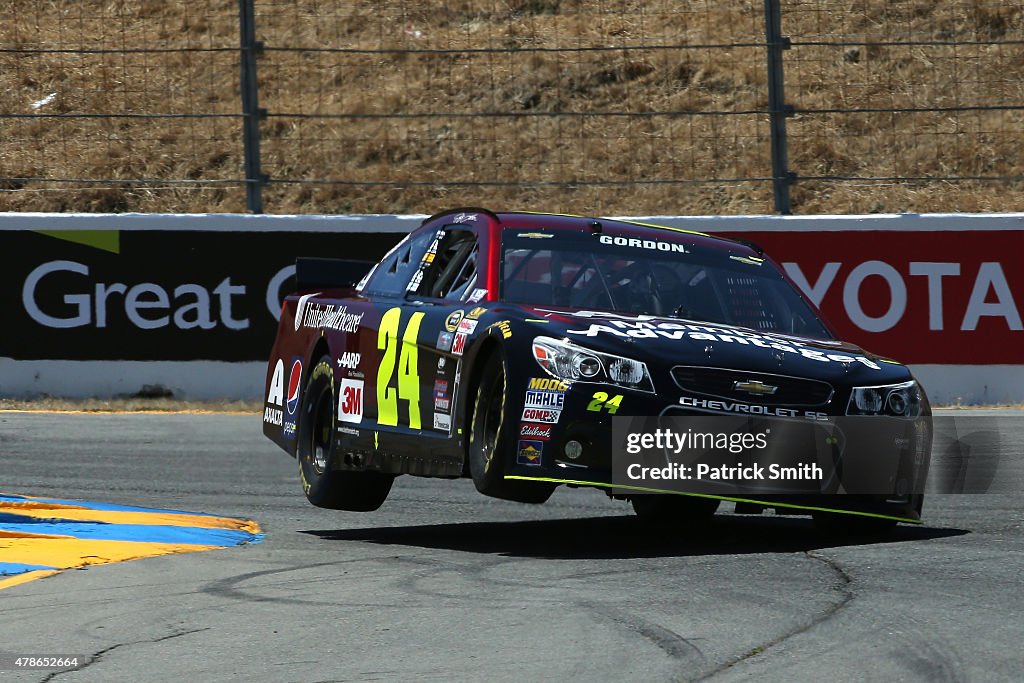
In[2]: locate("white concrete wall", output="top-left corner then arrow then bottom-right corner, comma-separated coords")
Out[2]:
3,211 -> 1021,404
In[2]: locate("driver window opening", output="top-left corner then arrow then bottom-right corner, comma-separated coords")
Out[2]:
420,228 -> 480,300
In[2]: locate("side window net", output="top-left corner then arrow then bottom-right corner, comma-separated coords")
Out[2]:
419,228 -> 479,300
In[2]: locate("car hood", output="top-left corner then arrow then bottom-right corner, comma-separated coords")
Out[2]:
508,305 -> 912,386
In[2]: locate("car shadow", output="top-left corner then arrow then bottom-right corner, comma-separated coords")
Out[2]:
302,514 -> 969,560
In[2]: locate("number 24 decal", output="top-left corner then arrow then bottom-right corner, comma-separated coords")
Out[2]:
587,391 -> 622,414
377,307 -> 424,429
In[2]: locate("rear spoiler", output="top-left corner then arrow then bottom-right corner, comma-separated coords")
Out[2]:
295,258 -> 375,291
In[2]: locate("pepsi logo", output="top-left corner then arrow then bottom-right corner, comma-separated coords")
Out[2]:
286,359 -> 303,415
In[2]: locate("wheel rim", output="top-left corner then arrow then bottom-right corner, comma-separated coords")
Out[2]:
480,365 -> 505,473
310,384 -> 332,475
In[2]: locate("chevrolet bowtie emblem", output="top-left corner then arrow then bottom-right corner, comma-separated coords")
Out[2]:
733,380 -> 778,395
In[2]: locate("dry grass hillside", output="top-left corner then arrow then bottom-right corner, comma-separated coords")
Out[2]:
1,0 -> 1023,215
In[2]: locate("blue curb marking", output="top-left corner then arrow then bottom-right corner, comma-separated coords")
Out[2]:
0,562 -> 60,576
0,493 -> 222,517
0,514 -> 261,547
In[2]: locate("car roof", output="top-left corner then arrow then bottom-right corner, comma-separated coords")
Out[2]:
424,209 -> 761,257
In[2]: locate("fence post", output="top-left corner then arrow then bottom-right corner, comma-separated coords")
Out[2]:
763,0 -> 793,214
238,0 -> 266,213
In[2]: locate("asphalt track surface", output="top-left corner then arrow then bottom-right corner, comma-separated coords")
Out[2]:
1,411 -> 1022,682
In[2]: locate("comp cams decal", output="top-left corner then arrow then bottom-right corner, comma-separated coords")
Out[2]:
522,408 -> 561,424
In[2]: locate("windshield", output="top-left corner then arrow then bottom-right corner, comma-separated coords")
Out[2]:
501,231 -> 832,339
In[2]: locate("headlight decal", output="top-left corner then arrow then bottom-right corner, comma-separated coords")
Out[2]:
531,336 -> 655,393
847,380 -> 922,417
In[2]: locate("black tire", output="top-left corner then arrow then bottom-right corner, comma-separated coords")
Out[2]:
812,511 -> 898,536
468,352 -> 555,504
631,495 -> 720,525
297,356 -> 394,511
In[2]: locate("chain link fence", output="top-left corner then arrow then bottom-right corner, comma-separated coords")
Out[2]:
1,0 -> 1022,215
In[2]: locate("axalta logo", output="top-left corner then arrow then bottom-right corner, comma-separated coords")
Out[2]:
599,235 -> 688,253
265,358 -> 289,428
528,377 -> 570,392
267,359 -> 285,406
23,261 -> 248,330
286,359 -> 303,416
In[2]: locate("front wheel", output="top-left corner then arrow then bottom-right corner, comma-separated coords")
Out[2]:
468,352 -> 555,504
297,356 -> 394,511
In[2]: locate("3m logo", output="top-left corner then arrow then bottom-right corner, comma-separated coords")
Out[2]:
452,332 -> 468,356
338,378 -> 364,423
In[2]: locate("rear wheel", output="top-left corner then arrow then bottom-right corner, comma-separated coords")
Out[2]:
468,352 -> 555,504
298,356 -> 394,511
631,495 -> 720,525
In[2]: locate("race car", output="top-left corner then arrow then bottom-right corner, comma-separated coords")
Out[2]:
263,208 -> 931,531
